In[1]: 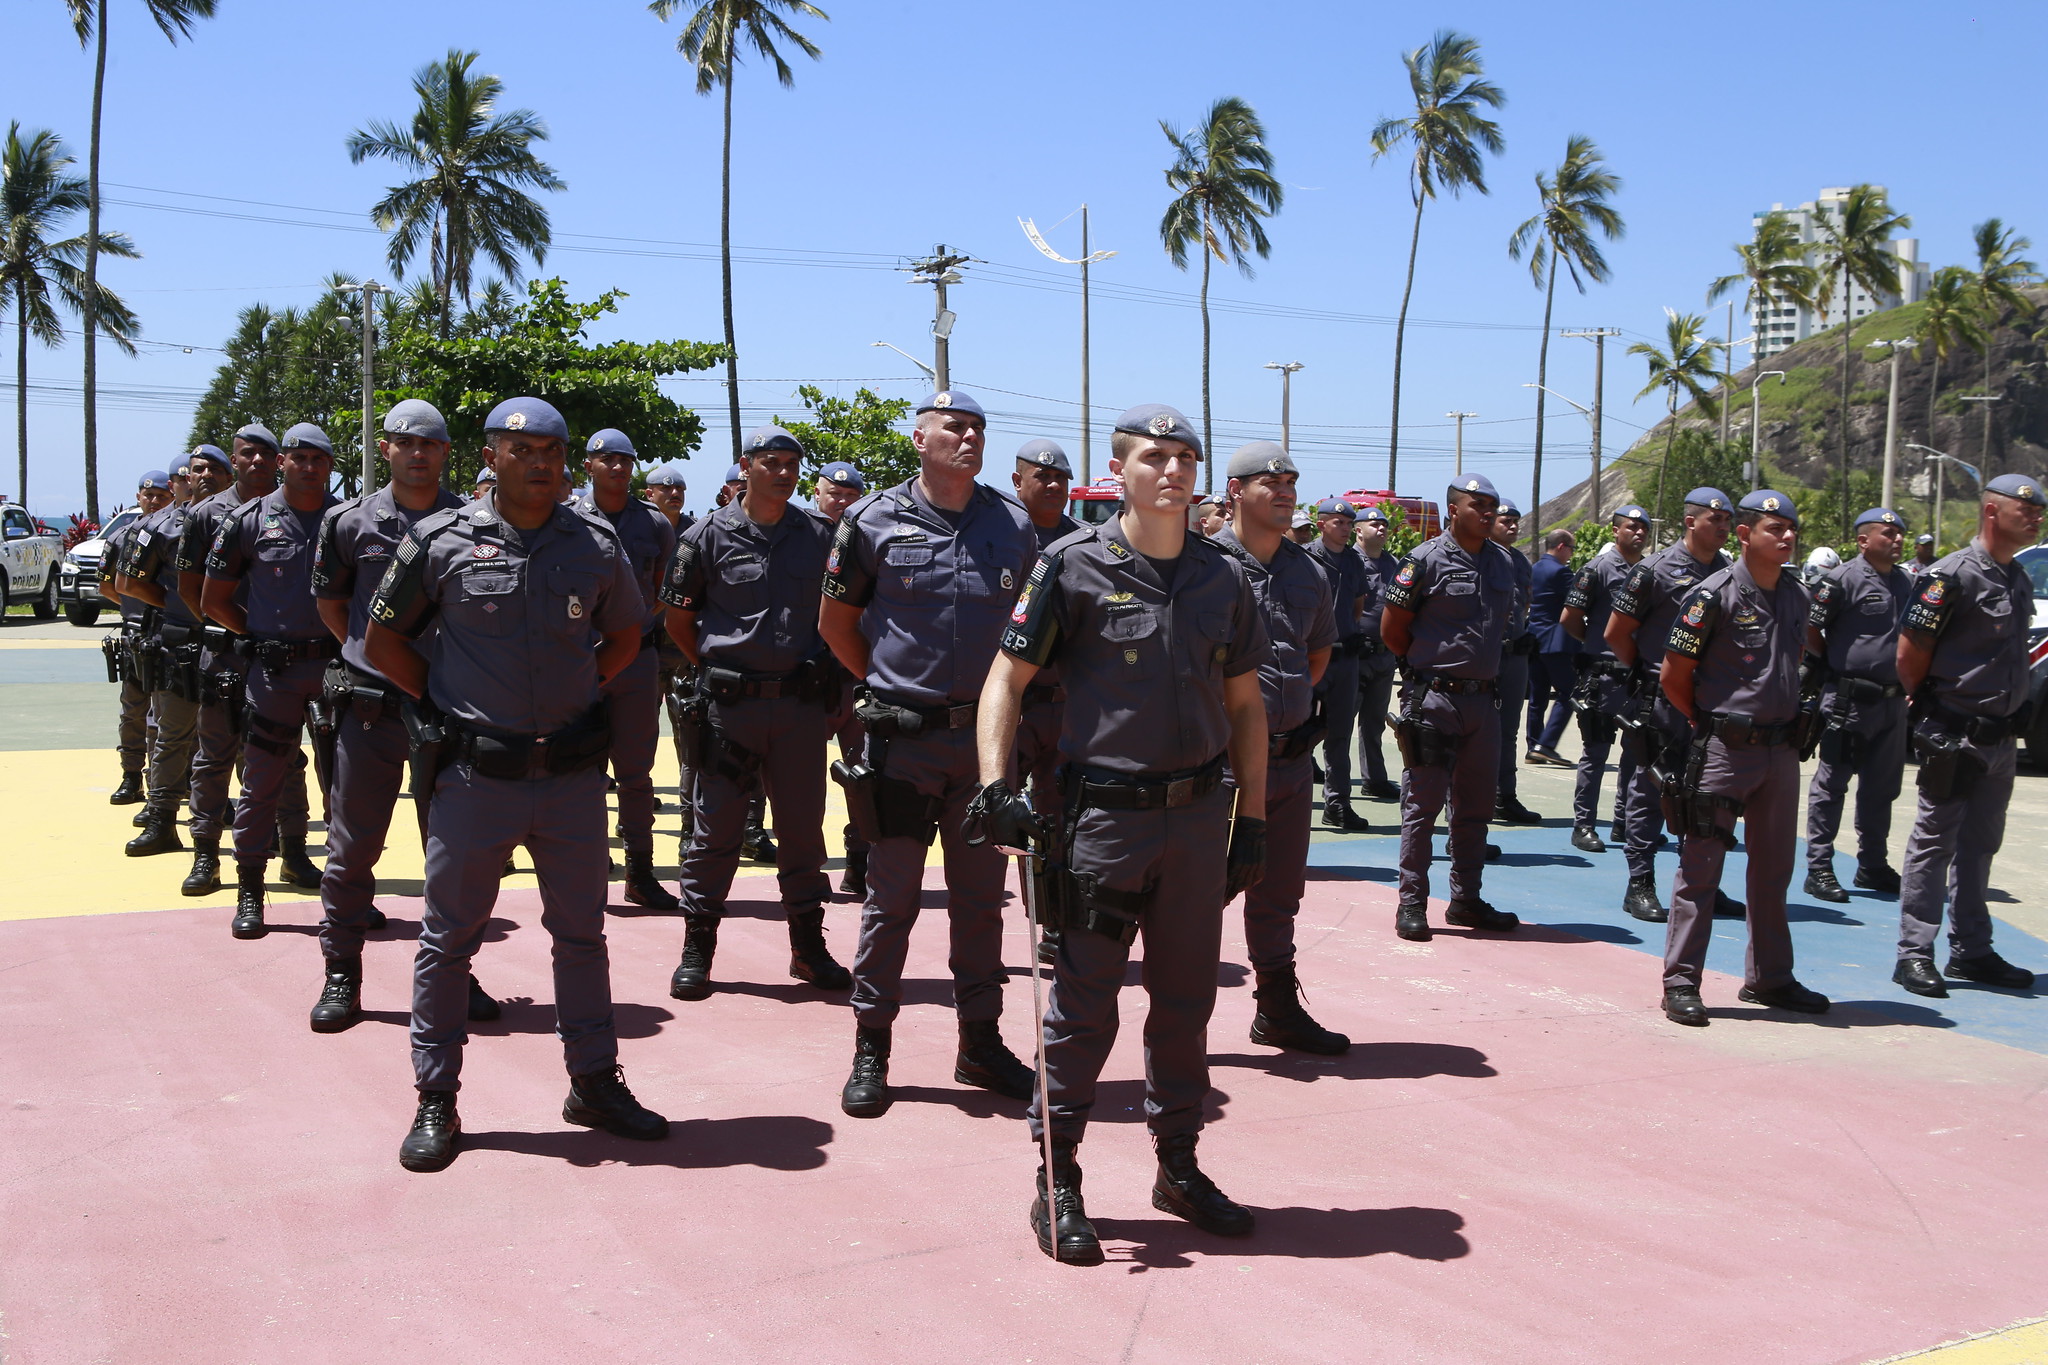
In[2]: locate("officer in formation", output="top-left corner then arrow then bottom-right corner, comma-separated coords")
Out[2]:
1558,505 -> 1650,852
1303,495 -> 1373,832
1912,533 -> 1937,575
1523,528 -> 1579,768
659,425 -> 850,1001
1891,473 -> 2043,998
974,402 -> 1271,1264
307,400 -> 499,1033
813,461 -> 870,896
1656,490 -> 1830,1026
1212,445 -> 1346,1055
642,464 -> 698,826
1605,489 -> 1738,924
1380,475 -> 1521,942
709,454 -> 775,867
579,428 -> 681,912
366,396 -> 666,1173
1351,506 -> 1401,802
1802,507 -> 1913,904
103,469 -> 173,807
819,390 -> 1040,1118
1490,499 -> 1541,825
1009,438 -> 1080,845
201,424 -> 341,938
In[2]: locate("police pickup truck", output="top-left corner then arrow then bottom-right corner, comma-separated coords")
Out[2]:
0,502 -> 63,619
56,507 -> 144,627
2016,544 -> 2048,766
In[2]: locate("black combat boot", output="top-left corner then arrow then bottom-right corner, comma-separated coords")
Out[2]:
1394,900 -> 1431,942
231,860 -> 267,939
276,835 -> 323,890
839,846 -> 869,898
1364,777 -> 1400,802
1445,897 -> 1519,931
1249,965 -> 1351,1055
1030,1138 -> 1104,1266
1662,987 -> 1709,1027
1804,867 -> 1849,903
1324,798 -> 1372,832
787,908 -> 852,989
622,849 -> 680,912
1893,958 -> 1948,998
564,1064 -> 670,1141
1494,798 -> 1542,825
1571,826 -> 1607,853
125,810 -> 184,857
399,1090 -> 461,1173
1623,874 -> 1666,922
109,772 -> 145,806
1738,979 -> 1830,1013
668,917 -> 719,1001
467,974 -> 502,1022
310,961 -> 363,1033
955,1019 -> 1035,1100
742,823 -> 777,864
841,1025 -> 893,1117
182,836 -> 222,896
1713,889 -> 1746,919
1854,862 -> 1903,895
1944,951 -> 2035,990
1151,1132 -> 1255,1237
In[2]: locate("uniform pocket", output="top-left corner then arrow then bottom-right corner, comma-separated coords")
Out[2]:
1103,606 -> 1159,679
879,542 -> 935,604
453,566 -> 520,638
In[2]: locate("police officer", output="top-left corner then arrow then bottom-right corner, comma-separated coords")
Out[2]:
1524,528 -> 1580,767
202,423 -> 342,938
815,461 -> 870,895
1911,532 -> 1937,575
714,449 -> 774,867
643,463 -> 698,839
974,402 -> 1271,1263
643,464 -> 693,534
661,424 -> 850,1000
1657,490 -> 1830,1026
814,462 -> 864,527
105,469 -> 173,807
1381,475 -> 1521,941
1802,507 -> 1914,903
819,389 -> 1040,1117
1605,489 -> 1739,924
1010,439 -> 1081,840
306,400 -> 500,1032
471,466 -> 495,501
1558,505 -> 1649,852
1353,506 -> 1402,802
717,462 -> 745,508
1491,499 -> 1541,825
580,427 -> 681,911
366,396 -> 667,1173
1890,473 -> 2044,998
1304,495 -> 1372,831
1212,445 -> 1345,1053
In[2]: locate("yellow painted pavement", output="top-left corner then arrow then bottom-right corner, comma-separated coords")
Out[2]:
1878,1318 -> 2048,1364
0,638 -> 103,650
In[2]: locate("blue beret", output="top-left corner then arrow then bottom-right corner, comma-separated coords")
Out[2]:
645,464 -> 686,487
1226,441 -> 1296,479
281,422 -> 333,455
723,463 -> 744,483
819,461 -> 864,491
1496,497 -> 1523,517
742,425 -> 803,456
1854,506 -> 1906,530
474,467 -> 497,484
1739,488 -> 1799,525
188,444 -> 230,471
483,396 -> 569,441
1314,496 -> 1356,519
1359,504 -> 1389,524
1611,503 -> 1649,524
233,423 -> 279,451
170,459 -> 193,478
1986,472 -> 2046,506
137,469 -> 169,490
1447,474 -> 1501,504
917,390 -> 987,421
1113,403 -> 1201,457
1916,532 -> 1935,545
586,428 -> 637,458
1683,487 -> 1733,512
381,399 -> 448,442
1015,438 -> 1072,476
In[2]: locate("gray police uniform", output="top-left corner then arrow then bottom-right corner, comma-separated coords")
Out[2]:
1355,548 -> 1401,790
103,515 -> 155,779
1215,526 -> 1336,968
1494,541 -> 1536,806
582,494 -> 677,855
1305,534 -> 1369,804
822,477 -> 1037,1028
1805,554 -> 1913,879
1014,511 -> 1081,823
121,500 -> 203,823
1385,533 -> 1515,905
369,494 -> 641,1090
311,485 -> 464,960
205,486 -> 341,865
1896,541 -> 2035,966
1660,560 -> 1808,991
1563,551 -> 1641,833
1002,521 -> 1270,1142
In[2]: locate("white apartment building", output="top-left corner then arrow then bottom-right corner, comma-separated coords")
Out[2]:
1750,186 -> 1929,359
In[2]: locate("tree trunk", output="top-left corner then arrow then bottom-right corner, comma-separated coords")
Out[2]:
720,72 -> 741,466
81,0 -> 109,523
1839,263 -> 1852,538
1387,189 -> 1426,492
1926,351 -> 1940,450
15,284 -> 29,506
434,198 -> 452,339
1529,254 -> 1557,557
1199,206 -> 1213,496
1655,386 -> 1677,537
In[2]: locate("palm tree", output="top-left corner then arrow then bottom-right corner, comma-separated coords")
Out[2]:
347,50 -> 565,339
1,121 -> 137,508
1916,265 -> 1985,449
63,0 -> 214,522
1812,184 -> 1910,535
649,0 -> 827,466
1370,29 -> 1505,491
1966,217 -> 2040,463
1507,135 -> 1622,552
1706,209 -> 1817,440
1159,97 -> 1282,493
1628,309 -> 1723,532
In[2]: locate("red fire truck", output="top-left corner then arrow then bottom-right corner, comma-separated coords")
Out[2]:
1338,489 -> 1441,540
1067,478 -> 1220,529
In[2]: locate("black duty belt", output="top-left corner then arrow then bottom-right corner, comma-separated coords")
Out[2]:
1022,683 -> 1066,708
235,635 -> 341,665
159,619 -> 203,647
1582,657 -> 1634,679
446,704 -> 611,781
1928,700 -> 2027,745
1701,712 -> 1797,747
1836,675 -> 1905,702
1332,636 -> 1378,659
1064,755 -> 1226,812
1417,673 -> 1498,696
874,692 -> 979,730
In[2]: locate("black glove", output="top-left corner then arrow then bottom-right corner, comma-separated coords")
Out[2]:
1224,816 -> 1267,898
962,779 -> 1042,851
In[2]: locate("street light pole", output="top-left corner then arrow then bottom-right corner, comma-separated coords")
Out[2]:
1959,394 -> 2003,471
1562,328 -> 1621,521
1907,442 -> 1982,555
1267,362 -> 1304,453
870,340 -> 936,382
1872,338 -> 1917,510
906,245 -> 970,390
1750,370 -> 1786,492
1445,409 -> 1478,477
1021,209 -> 1117,483
338,279 -> 388,496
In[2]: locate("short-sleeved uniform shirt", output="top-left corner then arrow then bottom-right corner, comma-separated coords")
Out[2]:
659,501 -> 831,675
1810,553 -> 1913,685
1381,534 -> 1517,680
206,488 -> 339,641
121,501 -> 202,628
1666,561 -> 1810,723
313,486 -> 464,678
101,517 -> 148,626
1002,521 -> 1271,776
1215,526 -> 1337,733
1305,537 -> 1369,639
582,495 -> 675,638
368,494 -> 641,737
1901,540 -> 2034,719
176,486 -> 248,579
1028,512 -> 1081,691
1501,544 -> 1533,643
1611,541 -> 1729,669
821,477 -> 1037,706
1358,549 -> 1398,648
1563,550 -> 1638,660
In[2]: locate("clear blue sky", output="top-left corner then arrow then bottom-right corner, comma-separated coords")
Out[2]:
6,0 -> 2043,520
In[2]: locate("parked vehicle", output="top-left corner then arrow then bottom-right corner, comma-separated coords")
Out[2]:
57,507 -> 142,627
2016,544 -> 2048,766
0,502 -> 63,620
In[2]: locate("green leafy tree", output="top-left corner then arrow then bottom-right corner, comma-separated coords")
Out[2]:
1811,184 -> 1910,535
347,49 -> 566,339
1370,29 -> 1505,490
2,121 -> 137,507
1644,429 -> 1746,539
772,385 -> 916,496
649,0 -> 828,466
1628,308 -> 1723,533
1507,134 -> 1622,552
186,276 -> 365,486
1967,217 -> 2040,460
1917,265 -> 1985,447
1159,96 -> 1282,494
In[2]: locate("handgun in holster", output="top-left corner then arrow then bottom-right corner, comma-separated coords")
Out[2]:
852,685 -> 925,739
100,633 -> 123,684
1911,723 -> 1985,802
1793,658 -> 1830,762
1616,667 -> 1659,765
401,695 -> 453,811
1568,665 -> 1618,746
1391,680 -> 1459,770
1062,866 -> 1152,948
829,733 -> 942,846
673,685 -> 711,770
206,667 -> 247,732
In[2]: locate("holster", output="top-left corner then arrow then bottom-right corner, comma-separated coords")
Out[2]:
1270,695 -> 1329,763
1029,849 -> 1069,964
701,725 -> 763,784
205,667 -> 247,732
244,709 -> 301,759
829,742 -> 942,846
101,634 -> 123,684
1392,686 -> 1459,769
1817,688 -> 1861,766
1061,867 -> 1153,947
1912,725 -> 1986,802
1792,661 -> 1828,761
401,696 -> 453,811
673,688 -> 711,769
1568,666 -> 1618,746
1659,727 -> 1741,849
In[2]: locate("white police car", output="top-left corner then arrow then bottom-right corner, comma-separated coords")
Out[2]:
57,507 -> 143,627
2018,544 -> 2048,764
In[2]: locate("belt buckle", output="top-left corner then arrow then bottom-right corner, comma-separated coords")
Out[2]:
950,705 -> 973,729
1164,776 -> 1194,807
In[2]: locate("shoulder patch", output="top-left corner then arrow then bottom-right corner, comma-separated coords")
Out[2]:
1920,578 -> 1945,606
1394,561 -> 1417,586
